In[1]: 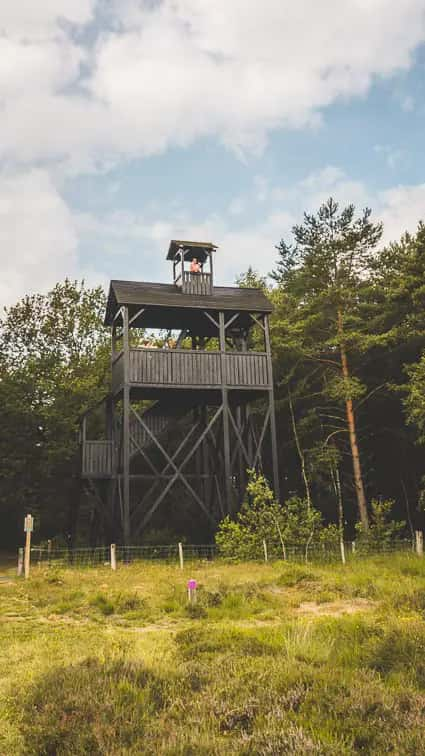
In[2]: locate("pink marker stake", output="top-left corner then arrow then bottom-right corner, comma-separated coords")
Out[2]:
187,578 -> 197,604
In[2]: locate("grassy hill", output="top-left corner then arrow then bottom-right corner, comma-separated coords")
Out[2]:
1,555 -> 425,754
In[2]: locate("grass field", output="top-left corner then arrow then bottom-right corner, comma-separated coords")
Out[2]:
1,555 -> 425,754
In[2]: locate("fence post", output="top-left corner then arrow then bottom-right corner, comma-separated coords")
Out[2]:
47,539 -> 52,564
263,539 -> 268,562
111,543 -> 117,571
178,542 -> 184,570
24,514 -> 33,580
17,547 -> 24,577
415,531 -> 423,557
351,541 -> 356,555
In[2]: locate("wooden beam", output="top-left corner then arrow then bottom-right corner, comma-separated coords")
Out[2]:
228,406 -> 251,468
250,313 -> 266,332
131,418 -> 201,527
129,307 -> 145,326
224,312 -> 240,331
203,310 -> 219,329
113,306 -> 124,324
264,313 -> 280,501
252,407 -> 271,467
131,405 -> 223,530
122,306 -> 131,545
129,432 -> 160,476
219,311 -> 233,514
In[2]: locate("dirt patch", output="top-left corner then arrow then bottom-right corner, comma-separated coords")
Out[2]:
296,598 -> 374,617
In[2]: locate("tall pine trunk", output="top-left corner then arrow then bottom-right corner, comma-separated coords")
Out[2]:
288,387 -> 312,509
337,310 -> 369,531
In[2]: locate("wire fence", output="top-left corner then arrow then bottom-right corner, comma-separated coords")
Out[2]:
25,537 -> 419,570
29,543 -> 217,568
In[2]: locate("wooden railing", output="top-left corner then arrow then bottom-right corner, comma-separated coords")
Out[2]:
182,271 -> 212,295
224,352 -> 269,386
123,348 -> 269,388
82,441 -> 114,477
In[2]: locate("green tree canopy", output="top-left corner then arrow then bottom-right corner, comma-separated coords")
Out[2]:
0,280 -> 109,545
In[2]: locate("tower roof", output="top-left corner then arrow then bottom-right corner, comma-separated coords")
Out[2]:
167,240 -> 217,261
104,280 -> 272,327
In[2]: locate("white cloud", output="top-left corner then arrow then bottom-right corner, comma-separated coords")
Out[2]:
2,0 -> 425,302
379,184 -> 425,244
2,166 -> 425,306
1,1 -> 425,169
72,167 -> 425,287
0,170 -> 79,307
1,1 -> 95,39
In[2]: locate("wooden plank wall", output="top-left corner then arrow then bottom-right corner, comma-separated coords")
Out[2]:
182,271 -> 212,295
82,441 -> 114,477
126,349 -> 269,387
224,352 -> 269,386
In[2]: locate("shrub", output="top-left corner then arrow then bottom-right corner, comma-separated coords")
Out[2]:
19,658 -> 167,755
215,470 -> 328,560
356,499 -> 406,550
114,592 -> 145,613
89,593 -> 114,615
366,622 -> 425,686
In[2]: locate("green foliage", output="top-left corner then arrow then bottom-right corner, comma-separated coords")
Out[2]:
0,279 -> 109,543
236,266 -> 267,290
405,352 -> 425,442
356,500 -> 405,548
216,470 -> 333,560
270,198 -> 385,529
90,593 -> 115,615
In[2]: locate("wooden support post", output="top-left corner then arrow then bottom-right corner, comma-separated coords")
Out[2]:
263,539 -> 268,562
17,547 -> 24,577
236,406 -> 244,497
122,306 -> 131,545
111,543 -> 117,570
201,407 -> 211,513
415,530 -> 423,557
178,542 -> 184,570
219,311 -> 233,514
47,539 -> 52,563
264,314 -> 280,501
246,406 -> 253,465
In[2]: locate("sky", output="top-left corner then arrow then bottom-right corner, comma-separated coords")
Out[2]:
2,0 -> 425,306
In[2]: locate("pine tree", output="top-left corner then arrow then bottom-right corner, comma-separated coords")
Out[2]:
272,198 -> 383,530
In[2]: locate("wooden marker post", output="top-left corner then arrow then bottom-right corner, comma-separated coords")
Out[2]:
263,539 -> 268,563
415,530 -> 423,557
17,547 -> 24,577
24,514 -> 34,580
187,578 -> 197,604
110,543 -> 117,571
178,542 -> 184,570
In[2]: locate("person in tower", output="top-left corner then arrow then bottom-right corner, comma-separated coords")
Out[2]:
190,257 -> 201,274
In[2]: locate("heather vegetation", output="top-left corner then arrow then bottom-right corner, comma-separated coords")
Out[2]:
1,555 -> 425,754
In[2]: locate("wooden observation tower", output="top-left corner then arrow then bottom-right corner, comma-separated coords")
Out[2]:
81,241 -> 279,544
